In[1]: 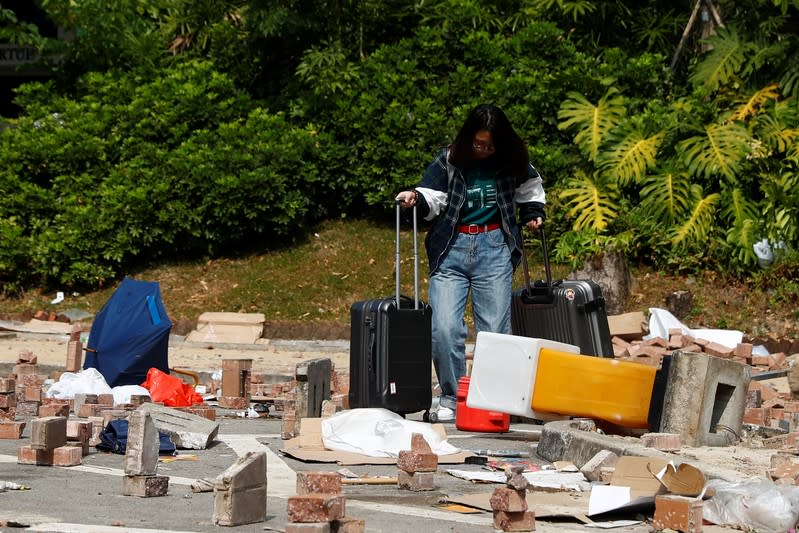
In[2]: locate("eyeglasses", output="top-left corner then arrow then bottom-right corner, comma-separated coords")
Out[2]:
472,141 -> 495,153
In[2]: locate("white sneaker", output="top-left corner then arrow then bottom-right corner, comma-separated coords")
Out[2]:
434,406 -> 455,422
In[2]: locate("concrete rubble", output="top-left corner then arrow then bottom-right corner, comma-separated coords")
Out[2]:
0,310 -> 798,532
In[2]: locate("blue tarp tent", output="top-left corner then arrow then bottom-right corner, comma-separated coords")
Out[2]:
83,277 -> 171,387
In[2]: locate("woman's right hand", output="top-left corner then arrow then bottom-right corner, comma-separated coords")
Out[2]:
395,190 -> 417,208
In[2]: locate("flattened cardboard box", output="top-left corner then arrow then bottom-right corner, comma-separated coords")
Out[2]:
280,418 -> 472,465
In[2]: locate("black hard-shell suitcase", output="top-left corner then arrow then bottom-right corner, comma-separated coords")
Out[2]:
348,204 -> 433,416
511,228 -> 613,357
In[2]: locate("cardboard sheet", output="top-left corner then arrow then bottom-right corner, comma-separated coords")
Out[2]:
280,418 -> 473,465
587,456 -> 668,516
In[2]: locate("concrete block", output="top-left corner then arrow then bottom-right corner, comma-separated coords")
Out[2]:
296,471 -> 342,495
138,402 -> 219,449
122,475 -> 169,497
659,351 -> 751,446
652,494 -> 703,532
124,409 -> 160,476
214,485 -> 267,526
580,449 -> 619,482
30,416 -> 67,451
287,494 -> 345,523
213,451 -> 267,526
295,358 -> 332,419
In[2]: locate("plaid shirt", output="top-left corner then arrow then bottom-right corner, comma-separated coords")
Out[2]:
414,148 -> 545,275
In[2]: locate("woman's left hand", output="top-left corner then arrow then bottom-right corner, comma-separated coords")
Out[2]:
526,217 -> 543,231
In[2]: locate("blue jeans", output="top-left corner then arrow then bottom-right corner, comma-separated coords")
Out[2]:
429,228 -> 512,409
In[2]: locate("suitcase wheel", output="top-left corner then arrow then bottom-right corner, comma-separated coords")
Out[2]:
426,410 -> 437,423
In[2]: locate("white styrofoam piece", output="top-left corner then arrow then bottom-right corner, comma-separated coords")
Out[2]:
466,331 -> 579,419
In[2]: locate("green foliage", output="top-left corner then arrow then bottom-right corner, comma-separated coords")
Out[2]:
0,62 -> 327,290
557,88 -> 626,161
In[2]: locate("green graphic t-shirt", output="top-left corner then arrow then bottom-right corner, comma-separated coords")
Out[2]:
460,160 -> 499,225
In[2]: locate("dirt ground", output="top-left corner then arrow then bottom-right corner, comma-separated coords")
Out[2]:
0,331 -> 350,378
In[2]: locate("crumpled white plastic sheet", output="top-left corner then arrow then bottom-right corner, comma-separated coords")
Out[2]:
44,368 -> 150,406
321,408 -> 460,458
703,477 -> 799,532
644,307 -> 743,350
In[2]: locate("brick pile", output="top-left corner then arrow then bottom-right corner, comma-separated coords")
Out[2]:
396,433 -> 437,492
286,471 -> 364,532
490,465 -> 535,532
17,416 -> 82,467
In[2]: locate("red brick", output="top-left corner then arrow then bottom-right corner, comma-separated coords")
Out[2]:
23,386 -> 42,402
296,471 -> 342,495
0,393 -> 16,409
410,432 -> 433,454
15,401 -> 40,418
331,517 -> 365,533
653,494 -> 703,532
122,475 -> 170,497
704,342 -> 733,358
17,445 -> 54,465
13,363 -> 38,376
97,393 -> 115,406
744,407 -> 768,426
66,419 -> 92,442
53,445 -> 83,466
492,510 -> 535,532
287,494 -> 345,523
641,432 -> 682,451
0,378 -> 15,393
490,487 -> 528,512
218,396 -> 249,409
0,421 -> 26,439
396,469 -> 435,491
734,343 -> 753,357
397,450 -> 438,473
39,403 -> 70,418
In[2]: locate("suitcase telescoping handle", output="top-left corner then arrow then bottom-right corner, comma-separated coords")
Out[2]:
395,202 -> 420,310
519,226 -> 556,305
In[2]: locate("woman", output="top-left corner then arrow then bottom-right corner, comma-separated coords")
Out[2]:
396,104 -> 545,422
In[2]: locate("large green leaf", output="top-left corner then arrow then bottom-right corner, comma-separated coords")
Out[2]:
639,168 -> 692,225
690,26 -> 748,92
670,185 -> 720,246
559,170 -> 618,231
557,88 -> 626,162
598,129 -> 664,186
677,123 -> 750,182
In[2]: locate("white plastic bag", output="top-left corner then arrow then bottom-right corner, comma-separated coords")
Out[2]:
321,408 -> 460,457
111,385 -> 150,406
45,368 -> 113,399
703,477 -> 799,532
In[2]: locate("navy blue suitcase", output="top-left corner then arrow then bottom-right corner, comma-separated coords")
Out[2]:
511,228 -> 614,357
349,205 -> 433,416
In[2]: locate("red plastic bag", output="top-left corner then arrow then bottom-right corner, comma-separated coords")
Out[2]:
141,367 -> 204,407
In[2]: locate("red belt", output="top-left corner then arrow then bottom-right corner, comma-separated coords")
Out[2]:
458,223 -> 501,234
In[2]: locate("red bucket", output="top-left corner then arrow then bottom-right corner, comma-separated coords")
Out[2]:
455,376 -> 510,432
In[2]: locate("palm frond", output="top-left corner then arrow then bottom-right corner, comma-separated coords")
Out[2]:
639,169 -> 692,225
677,122 -> 750,182
729,83 -> 780,122
557,88 -> 627,162
781,65 -> 799,99
598,130 -> 664,186
722,186 -> 760,266
690,26 -> 747,92
670,185 -> 720,246
558,170 -> 618,232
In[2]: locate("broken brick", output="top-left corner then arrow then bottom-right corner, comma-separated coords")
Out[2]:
287,494 -> 345,523
652,494 -> 703,533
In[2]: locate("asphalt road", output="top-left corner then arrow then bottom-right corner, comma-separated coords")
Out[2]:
0,410 -> 641,533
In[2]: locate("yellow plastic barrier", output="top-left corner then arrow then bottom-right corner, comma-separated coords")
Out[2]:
532,348 -> 657,428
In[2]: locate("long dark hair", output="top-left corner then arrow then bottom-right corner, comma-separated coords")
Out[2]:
449,104 -> 529,176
